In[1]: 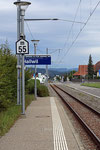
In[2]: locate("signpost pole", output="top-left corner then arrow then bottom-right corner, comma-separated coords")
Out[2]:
34,43 -> 37,100
17,0 -> 21,105
46,48 -> 48,86
14,1 -> 31,115
20,9 -> 25,115
31,40 -> 40,100
22,54 -> 25,114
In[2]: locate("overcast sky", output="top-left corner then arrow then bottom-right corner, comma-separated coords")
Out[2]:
0,0 -> 100,68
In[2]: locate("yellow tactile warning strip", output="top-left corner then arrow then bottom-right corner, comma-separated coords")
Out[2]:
50,97 -> 69,150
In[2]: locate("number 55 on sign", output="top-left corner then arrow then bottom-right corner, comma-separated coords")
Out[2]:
16,39 -> 29,54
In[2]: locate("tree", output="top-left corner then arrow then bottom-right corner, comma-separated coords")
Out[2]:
0,42 -> 32,111
64,73 -> 68,81
0,43 -> 17,110
68,70 -> 76,81
88,54 -> 94,79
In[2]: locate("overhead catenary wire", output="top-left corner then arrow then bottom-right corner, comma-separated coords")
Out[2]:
50,49 -> 62,54
63,0 -> 82,49
37,49 -> 44,54
25,21 -> 62,55
25,21 -> 35,40
49,1 -> 82,57
58,18 -> 85,24
25,21 -> 44,53
50,0 -> 82,65
58,0 -> 100,64
24,18 -> 85,24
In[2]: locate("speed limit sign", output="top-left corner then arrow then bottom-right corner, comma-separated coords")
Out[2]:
16,39 -> 29,54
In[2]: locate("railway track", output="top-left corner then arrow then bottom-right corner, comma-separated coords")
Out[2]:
50,84 -> 100,149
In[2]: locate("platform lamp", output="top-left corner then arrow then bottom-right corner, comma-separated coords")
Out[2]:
14,1 -> 31,37
14,1 -> 31,115
31,40 -> 40,100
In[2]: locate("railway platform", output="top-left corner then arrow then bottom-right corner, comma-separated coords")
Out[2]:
0,97 -> 83,150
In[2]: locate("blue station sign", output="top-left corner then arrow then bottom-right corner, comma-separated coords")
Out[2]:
25,55 -> 51,65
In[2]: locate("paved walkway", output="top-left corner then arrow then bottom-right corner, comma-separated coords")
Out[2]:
0,97 -> 83,150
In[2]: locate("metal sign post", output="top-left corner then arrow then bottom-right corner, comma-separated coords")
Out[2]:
22,53 -> 25,114
16,38 -> 29,115
14,1 -> 31,115
46,48 -> 48,86
34,43 -> 37,100
31,40 -> 40,100
17,0 -> 21,105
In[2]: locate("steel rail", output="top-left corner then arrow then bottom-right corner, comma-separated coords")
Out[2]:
54,84 -> 100,116
50,84 -> 100,148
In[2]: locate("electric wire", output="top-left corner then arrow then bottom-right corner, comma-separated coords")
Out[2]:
90,0 -> 92,15
58,19 -> 85,24
25,21 -> 35,40
25,21 -> 44,54
59,0 -> 100,64
50,0 -> 82,65
63,0 -> 82,49
50,49 -> 62,54
37,49 -> 44,54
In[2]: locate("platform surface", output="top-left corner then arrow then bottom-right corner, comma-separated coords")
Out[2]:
0,97 -> 83,150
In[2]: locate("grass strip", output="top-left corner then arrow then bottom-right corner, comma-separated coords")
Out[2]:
81,82 -> 100,88
0,94 -> 34,136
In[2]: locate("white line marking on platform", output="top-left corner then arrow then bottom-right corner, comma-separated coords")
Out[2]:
50,97 -> 69,150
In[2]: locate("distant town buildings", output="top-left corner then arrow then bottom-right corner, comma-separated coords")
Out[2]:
31,73 -> 47,84
54,75 -> 61,81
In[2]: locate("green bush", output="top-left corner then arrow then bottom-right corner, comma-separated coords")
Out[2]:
37,84 -> 49,97
0,44 -> 17,110
0,95 -> 11,112
26,79 -> 40,94
27,79 -> 49,97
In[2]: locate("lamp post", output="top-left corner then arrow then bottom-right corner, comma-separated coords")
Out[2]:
14,1 -> 31,114
31,40 -> 40,100
46,48 -> 48,86
17,0 -> 21,105
45,48 -> 62,84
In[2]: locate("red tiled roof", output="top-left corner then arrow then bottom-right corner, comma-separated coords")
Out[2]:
73,65 -> 88,76
94,61 -> 100,71
73,61 -> 100,76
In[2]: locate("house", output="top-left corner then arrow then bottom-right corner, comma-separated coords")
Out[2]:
73,61 -> 100,78
73,65 -> 88,78
31,73 -> 47,83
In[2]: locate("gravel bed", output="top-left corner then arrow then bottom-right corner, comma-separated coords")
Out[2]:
55,86 -> 100,150
59,84 -> 100,113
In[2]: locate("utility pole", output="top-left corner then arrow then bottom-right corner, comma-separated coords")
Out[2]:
31,40 -> 40,100
20,8 -> 25,115
17,0 -> 21,105
46,48 -> 48,86
14,1 -> 31,114
34,43 -> 37,100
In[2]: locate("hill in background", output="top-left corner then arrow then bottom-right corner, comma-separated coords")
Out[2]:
27,67 -> 78,78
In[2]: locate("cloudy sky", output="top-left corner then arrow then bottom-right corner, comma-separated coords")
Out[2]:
0,0 -> 100,68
